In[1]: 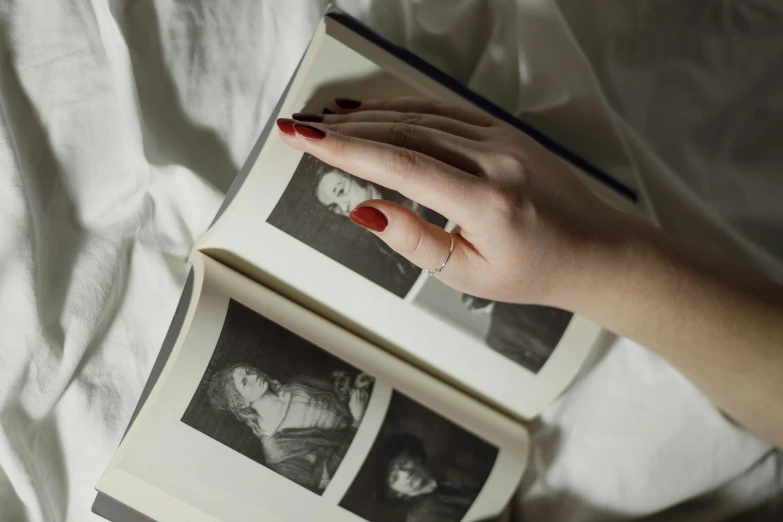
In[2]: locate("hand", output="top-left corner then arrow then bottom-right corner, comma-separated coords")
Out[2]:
354,372 -> 374,389
318,462 -> 331,491
277,99 -> 783,450
277,98 -> 627,309
348,388 -> 370,424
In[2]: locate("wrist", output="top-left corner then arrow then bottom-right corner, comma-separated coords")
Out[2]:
550,208 -> 651,316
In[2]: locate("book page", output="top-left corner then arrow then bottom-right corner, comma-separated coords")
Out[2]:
98,252 -> 527,522
196,19 -> 613,420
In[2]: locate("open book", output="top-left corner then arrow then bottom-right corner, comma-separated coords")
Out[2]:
94,8 -> 641,522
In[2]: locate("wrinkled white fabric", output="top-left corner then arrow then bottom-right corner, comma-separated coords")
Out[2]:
0,1 -> 780,521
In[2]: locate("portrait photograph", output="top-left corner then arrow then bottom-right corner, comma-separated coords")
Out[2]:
413,277 -> 573,373
411,278 -> 492,342
266,153 -> 447,298
181,299 -> 375,495
339,391 -> 498,522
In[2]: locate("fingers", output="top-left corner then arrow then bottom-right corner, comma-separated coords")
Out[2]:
332,96 -> 495,127
310,110 -> 487,141
278,122 -> 485,224
321,121 -> 488,175
348,200 -> 473,284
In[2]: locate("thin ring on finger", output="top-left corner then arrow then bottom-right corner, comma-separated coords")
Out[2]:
424,232 -> 454,277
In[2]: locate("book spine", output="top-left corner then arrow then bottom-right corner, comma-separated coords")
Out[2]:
325,8 -> 638,203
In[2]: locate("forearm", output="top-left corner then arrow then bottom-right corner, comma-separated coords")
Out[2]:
566,212 -> 783,448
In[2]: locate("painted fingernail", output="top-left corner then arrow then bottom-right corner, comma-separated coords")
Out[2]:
292,112 -> 324,123
335,97 -> 361,109
293,123 -> 326,140
350,206 -> 388,232
276,118 -> 296,135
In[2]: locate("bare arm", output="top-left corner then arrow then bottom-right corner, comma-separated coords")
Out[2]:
569,211 -> 783,447
277,97 -> 783,448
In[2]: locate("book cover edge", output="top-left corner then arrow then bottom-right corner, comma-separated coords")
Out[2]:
324,6 -> 638,203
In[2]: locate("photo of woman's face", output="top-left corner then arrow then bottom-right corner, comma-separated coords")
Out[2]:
316,170 -> 378,216
268,154 -> 447,298
231,366 -> 269,404
387,454 -> 437,498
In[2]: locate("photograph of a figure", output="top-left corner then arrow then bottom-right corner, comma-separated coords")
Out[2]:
339,391 -> 497,522
181,299 -> 374,495
267,153 -> 448,297
414,278 -> 573,373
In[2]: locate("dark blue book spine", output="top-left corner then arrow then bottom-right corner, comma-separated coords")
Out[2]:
325,8 -> 637,203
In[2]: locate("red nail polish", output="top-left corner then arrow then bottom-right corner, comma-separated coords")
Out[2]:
350,206 -> 388,232
276,118 -> 295,135
293,123 -> 326,140
292,113 -> 324,123
335,97 -> 361,109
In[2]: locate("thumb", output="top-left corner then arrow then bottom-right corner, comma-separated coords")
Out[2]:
348,199 -> 471,284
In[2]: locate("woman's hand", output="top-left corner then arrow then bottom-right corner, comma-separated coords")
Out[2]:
348,388 -> 370,424
277,97 -> 625,310
278,98 -> 783,449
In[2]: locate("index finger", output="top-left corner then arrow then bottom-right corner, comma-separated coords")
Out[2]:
333,96 -> 495,127
278,121 -> 485,224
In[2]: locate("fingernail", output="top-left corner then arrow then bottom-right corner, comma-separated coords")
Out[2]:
293,123 -> 326,140
335,97 -> 361,109
292,112 -> 324,123
276,118 -> 296,135
350,206 -> 388,232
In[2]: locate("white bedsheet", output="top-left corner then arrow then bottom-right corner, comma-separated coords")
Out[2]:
0,1 -> 780,521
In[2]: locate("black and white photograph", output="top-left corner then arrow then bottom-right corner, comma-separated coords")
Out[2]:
181,299 -> 374,495
413,277 -> 573,373
412,278 -> 493,342
339,391 -> 498,522
266,153 -> 448,298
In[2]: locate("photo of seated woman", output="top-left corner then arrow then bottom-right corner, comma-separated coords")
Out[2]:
267,152 -> 448,297
181,299 -> 374,495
